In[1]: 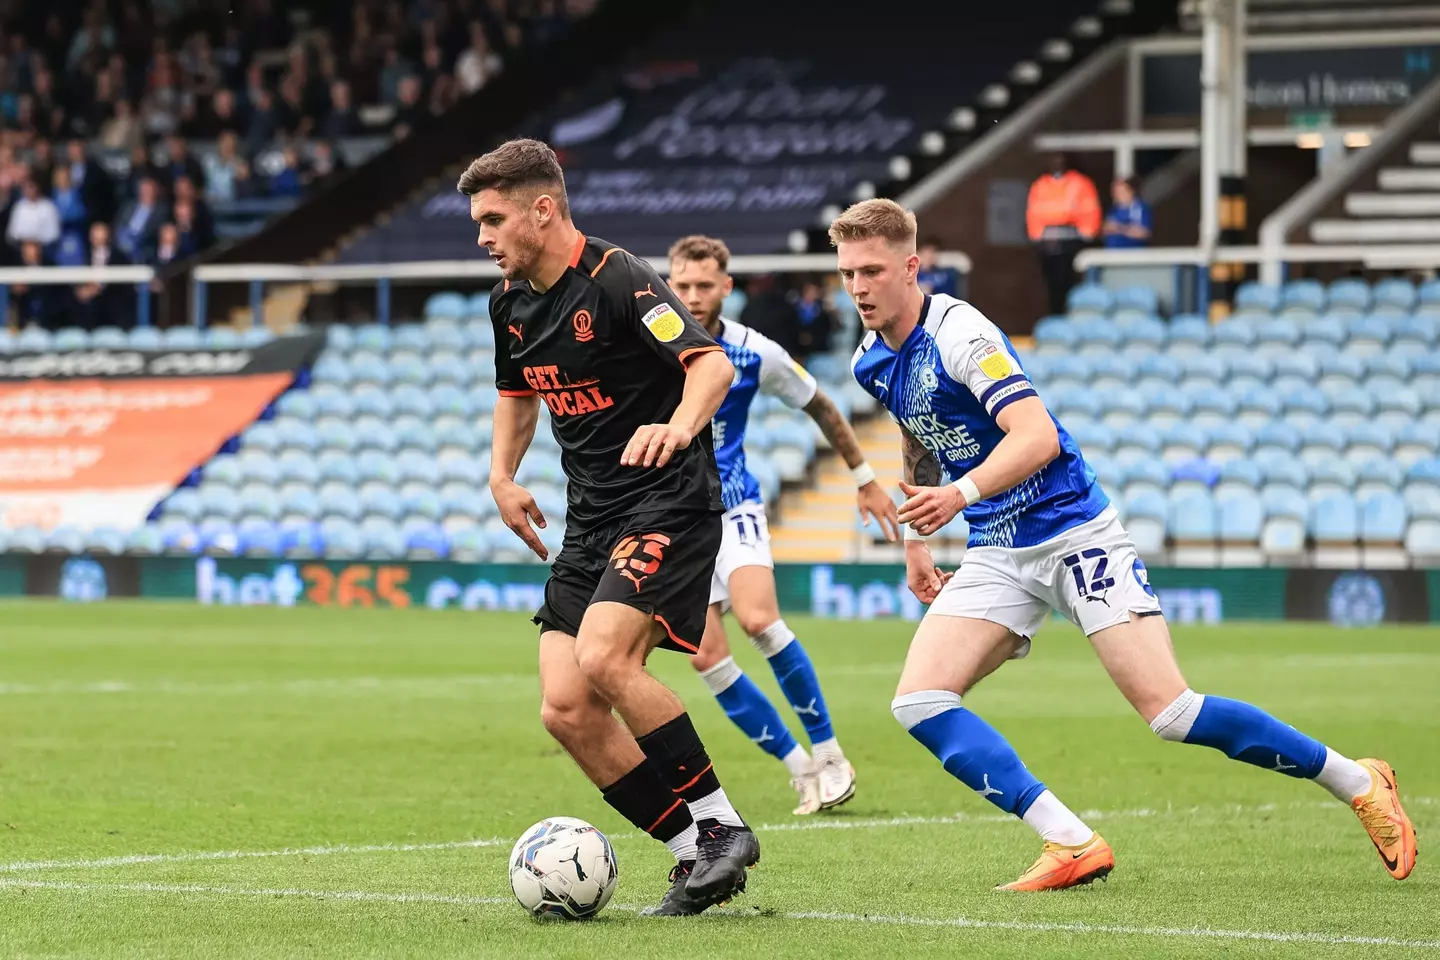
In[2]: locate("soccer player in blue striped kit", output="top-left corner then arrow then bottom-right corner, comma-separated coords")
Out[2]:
667,234 -> 901,814
833,197 -> 1417,890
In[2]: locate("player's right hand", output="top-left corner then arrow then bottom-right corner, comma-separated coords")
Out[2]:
904,540 -> 952,604
491,478 -> 549,560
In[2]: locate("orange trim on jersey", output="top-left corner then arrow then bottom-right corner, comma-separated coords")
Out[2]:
502,279 -> 511,292
678,344 -> 724,367
653,613 -> 699,653
589,246 -> 622,278
646,798 -> 685,834
497,388 -> 535,397
568,232 -> 587,268
671,762 -> 714,794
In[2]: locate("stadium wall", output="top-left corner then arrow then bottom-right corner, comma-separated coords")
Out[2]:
2,556 -> 1436,627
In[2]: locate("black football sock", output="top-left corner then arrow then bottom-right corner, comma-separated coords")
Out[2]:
601,760 -> 696,860
636,713 -> 744,827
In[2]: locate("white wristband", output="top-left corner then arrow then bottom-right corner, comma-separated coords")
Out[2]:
851,462 -> 877,488
904,525 -> 929,542
952,475 -> 982,507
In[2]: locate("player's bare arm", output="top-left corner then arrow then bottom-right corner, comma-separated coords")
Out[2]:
804,389 -> 899,541
898,396 -> 1060,536
622,349 -> 735,468
898,423 -> 951,603
490,393 -> 550,560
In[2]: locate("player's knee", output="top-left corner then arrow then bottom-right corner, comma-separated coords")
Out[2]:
748,618 -> 795,657
690,642 -> 726,674
572,640 -> 631,697
540,694 -> 602,745
1149,687 -> 1204,742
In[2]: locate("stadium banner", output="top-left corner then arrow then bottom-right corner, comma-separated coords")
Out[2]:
1141,43 -> 1440,118
0,335 -> 323,534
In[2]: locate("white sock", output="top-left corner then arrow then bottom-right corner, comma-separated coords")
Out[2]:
665,821 -> 698,862
697,656 -> 742,695
1020,790 -> 1094,846
686,786 -> 745,827
810,737 -> 843,765
1314,748 -> 1374,803
782,744 -> 813,779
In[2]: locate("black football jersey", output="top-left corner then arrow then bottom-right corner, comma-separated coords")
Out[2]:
491,234 -> 725,530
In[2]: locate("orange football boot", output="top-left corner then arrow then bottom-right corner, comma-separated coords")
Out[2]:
1353,758 -> 1417,880
995,833 -> 1114,891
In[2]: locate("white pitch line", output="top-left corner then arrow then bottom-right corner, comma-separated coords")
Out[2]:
0,675 -> 536,697
0,800 -> 1359,875
3,878 -> 1438,951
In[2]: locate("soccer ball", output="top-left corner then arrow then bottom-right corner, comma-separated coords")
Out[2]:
508,817 -> 618,920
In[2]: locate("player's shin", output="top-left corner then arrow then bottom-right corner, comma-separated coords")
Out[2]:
602,761 -> 698,862
635,712 -> 745,827
699,655 -> 808,775
891,690 -> 1092,844
1150,688 -> 1371,798
753,619 -> 837,754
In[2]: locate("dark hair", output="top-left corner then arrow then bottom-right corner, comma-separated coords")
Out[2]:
456,138 -> 569,217
667,234 -> 731,272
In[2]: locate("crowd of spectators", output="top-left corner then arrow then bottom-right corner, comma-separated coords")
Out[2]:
1,0 -> 599,329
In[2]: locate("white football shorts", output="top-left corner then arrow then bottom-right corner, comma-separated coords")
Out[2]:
709,500 -> 774,609
927,505 -> 1162,655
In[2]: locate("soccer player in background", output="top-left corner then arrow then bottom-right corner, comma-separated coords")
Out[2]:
667,235 -> 901,814
834,198 -> 1417,891
467,139 -> 760,916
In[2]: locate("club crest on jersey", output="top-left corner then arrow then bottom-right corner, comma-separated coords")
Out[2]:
970,341 -> 1012,380
920,366 -> 939,391
573,308 -> 595,343
641,303 -> 684,343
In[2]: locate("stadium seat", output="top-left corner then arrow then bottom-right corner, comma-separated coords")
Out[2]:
157,517 -> 201,554
1355,456 -> 1404,500
1227,353 -> 1273,383
353,416 -> 400,453
318,484 -> 363,521
1186,385 -> 1238,427
1205,422 -> 1254,463
353,324 -> 392,354
1169,491 -> 1217,565
1066,283 -> 1113,315
1280,279 -> 1326,316
1397,423 -> 1440,467
279,485 -> 322,522
126,525 -> 166,556
391,324 -> 432,354
1099,390 -> 1146,428
1326,278 -> 1371,314
311,355 -> 353,387
206,327 -> 242,349
1405,519 -> 1440,564
359,484 -> 404,520
162,326 -> 203,349
1166,314 -> 1211,352
237,519 -> 282,558
326,324 -> 356,353
162,488 -> 203,521
279,521 -> 324,558
1272,352 -> 1319,382
390,350 -> 432,385
1171,459 -> 1220,496
1086,453 -> 1123,493
406,523 -> 450,560
90,326 -> 128,349
1311,492 -> 1360,565
82,526 -> 127,555
1302,314 -> 1347,347
1215,458 -> 1263,498
1213,318 -> 1258,348
1142,384 -> 1191,427
1373,278 -> 1417,313
1346,315 -> 1391,354
316,450 -> 360,485
1308,455 -> 1358,498
1215,489 -> 1264,566
1113,313 -> 1166,348
1075,318 -> 1123,355
1235,282 -> 1281,313
1360,490 -> 1409,567
1406,458 -> 1440,490
1034,317 -> 1079,353
1405,485 -> 1440,520
1257,453 -> 1309,491
1346,424 -> 1395,467
1122,459 -> 1171,500
275,390 -> 318,421
1235,386 -> 1282,429
1394,314 -> 1438,350
1065,421 -> 1115,455
321,520 -> 365,559
423,292 -> 467,322
237,483 -> 282,520
1113,424 -> 1163,467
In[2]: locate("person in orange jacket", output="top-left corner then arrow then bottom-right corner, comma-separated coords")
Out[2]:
1027,153 -> 1101,316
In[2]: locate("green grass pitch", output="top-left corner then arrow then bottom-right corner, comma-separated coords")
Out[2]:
1,601 -> 1437,958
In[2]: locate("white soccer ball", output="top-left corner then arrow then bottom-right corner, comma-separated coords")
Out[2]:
508,817 -> 618,920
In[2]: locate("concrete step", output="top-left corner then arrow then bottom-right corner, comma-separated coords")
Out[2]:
1345,192 -> 1440,216
1378,167 -> 1440,191
1411,142 -> 1440,165
1311,217 -> 1440,242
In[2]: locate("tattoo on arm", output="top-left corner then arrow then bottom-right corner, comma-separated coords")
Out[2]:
900,425 -> 944,486
803,391 -> 866,469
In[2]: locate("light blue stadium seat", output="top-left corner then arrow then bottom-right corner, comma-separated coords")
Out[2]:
1166,314 -> 1211,352
1179,353 -> 1227,385
1100,390 -> 1146,427
1067,283 -> 1113,315
1280,279 -> 1326,315
243,421 -> 281,453
1142,384 -> 1192,426
203,454 -> 243,487
163,488 -> 203,521
1137,352 -> 1183,383
1212,317 -> 1258,347
440,483 -> 491,520
1404,485 -> 1440,519
277,520 -> 323,558
1034,316 -> 1078,352
1366,352 -> 1410,382
1047,354 -> 1091,384
1257,453 -> 1309,490
1376,387 -> 1422,421
1345,424 -> 1396,468
448,526 -> 490,562
237,451 -> 281,486
1172,458 -> 1220,495
428,352 -> 470,386
1216,488 -> 1263,542
468,385 -> 499,416
1346,315 -> 1391,353
317,519 -> 362,559
1254,420 -> 1302,453
1065,421 -> 1116,453
466,292 -> 492,321
1169,491 -> 1216,541
1303,314 -> 1347,346
392,417 -> 439,455
1357,457 -> 1404,499
1282,385 -> 1329,420
275,390 -> 318,420
1087,353 -> 1134,384
1310,492 -> 1359,542
466,321 -> 497,351
1114,313 -> 1166,348
392,325 -> 432,355
1114,424 -> 1163,467
1086,453 -> 1123,492
398,450 -> 443,486
317,484 -> 363,521
353,416 -> 399,453
1326,278 -> 1371,314
1262,485 -> 1309,519
1267,356 -> 1317,389
1216,458 -> 1263,497
311,355 -> 353,386
359,484 -> 404,520
405,522 -> 450,560
279,485 -> 322,521
397,483 -> 445,522
1299,422 -> 1347,467
1234,386 -> 1281,429
325,324 -> 356,352
1419,279 -> 1440,307
435,418 -> 482,453
89,326 -> 128,349
157,517 -> 201,554
316,450 -> 360,485
1421,380 -> 1440,414
197,518 -> 239,555
390,350 -> 431,386
3,525 -> 47,553
1235,282 -> 1281,313
1406,458 -> 1440,489
359,521 -> 407,561
439,455 -> 486,486
162,326 -> 203,349
238,519 -> 282,558
1393,314 -> 1438,351
1187,384 -> 1239,425
349,386 -> 394,419
1122,457 -> 1171,494
1255,316 -> 1301,348
423,384 -> 469,419
1163,422 -> 1208,465
1075,317 -> 1123,354
126,525 -> 166,555
1373,278 -> 1417,313
125,327 -> 162,349
1405,518 -> 1440,561
1328,385 -> 1377,423
309,385 -> 354,419
1317,352 -> 1365,387
272,419 -> 318,454
1310,459 -> 1359,500
206,327 -> 242,349
1397,423 -> 1440,467
353,324 -> 391,354
1112,285 -> 1158,315
1206,422 -> 1254,463
237,482 -> 282,521
355,449 -> 402,485
349,351 -> 392,386
1051,388 -> 1102,420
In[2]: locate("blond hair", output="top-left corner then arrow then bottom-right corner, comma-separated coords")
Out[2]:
667,234 -> 731,271
827,198 -> 918,250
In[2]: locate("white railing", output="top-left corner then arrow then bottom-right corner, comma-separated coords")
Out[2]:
0,265 -> 158,328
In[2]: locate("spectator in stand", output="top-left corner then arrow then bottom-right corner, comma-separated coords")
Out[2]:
1027,152 -> 1101,316
173,177 -> 215,251
99,99 -> 143,152
71,222 -> 134,329
232,157 -> 260,199
115,176 -> 166,262
740,274 -> 803,357
793,279 -> 837,360
392,74 -> 425,138
184,87 -> 243,139
916,238 -> 961,297
455,20 -> 503,94
379,45 -> 412,106
269,147 -> 305,198
173,198 -> 205,258
244,88 -> 280,153
12,241 -> 65,328
202,131 -> 244,203
51,165 -> 89,247
140,51 -> 185,136
30,69 -> 66,140
66,138 -> 115,225
1103,177 -> 1153,249
305,140 -> 348,186
162,133 -> 206,192
6,178 -> 61,251
319,80 -> 361,138
421,42 -> 457,114
29,139 -> 56,192
154,221 -> 186,265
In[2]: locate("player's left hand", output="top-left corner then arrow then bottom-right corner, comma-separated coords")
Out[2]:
622,422 -> 693,468
897,480 -> 964,537
858,480 -> 900,542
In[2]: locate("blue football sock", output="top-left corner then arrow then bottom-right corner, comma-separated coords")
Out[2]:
754,621 -> 835,745
699,657 -> 799,762
1152,690 -> 1327,779
892,690 -> 1047,817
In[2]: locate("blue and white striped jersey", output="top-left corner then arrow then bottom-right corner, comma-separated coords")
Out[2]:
713,318 -> 818,510
851,293 -> 1108,549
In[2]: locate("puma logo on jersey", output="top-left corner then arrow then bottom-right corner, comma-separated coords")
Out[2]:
792,698 -> 820,718
507,324 -> 524,343
634,284 -> 656,299
975,774 -> 1004,799
751,726 -> 775,745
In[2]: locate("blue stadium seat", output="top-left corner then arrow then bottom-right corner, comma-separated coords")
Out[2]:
1326,278 -> 1371,314
406,523 -> 450,560
90,326 -> 128,349
162,326 -> 203,349
1303,314 -> 1347,346
348,386 -> 393,420
1406,519 -> 1440,561
319,486 -> 363,521
440,483 -> 491,520
311,355 -> 353,387
1269,353 -> 1318,384
237,451 -> 281,486
1346,315 -> 1391,353
1112,285 -> 1158,314
1261,489 -> 1307,558
1406,459 -> 1440,489
1162,423 -> 1208,465
1206,422 -> 1254,463
1299,423 -> 1347,467
1169,491 -> 1216,541
1137,353 -> 1183,383
321,519 -> 365,559
390,350 -> 432,385
1212,317 -> 1258,347
1067,283 -> 1113,315
439,455 -> 486,486
1034,316 -> 1078,352
1419,279 -> 1440,307
355,449 -> 402,485
465,291 -> 493,322
398,450 -> 443,485
1179,353 -> 1227,386
353,416 -> 399,453
1404,485 -> 1440,520
308,385 -> 354,419
237,519 -> 282,558
1235,386 -> 1282,428
1065,421 -> 1116,453
326,324 -> 356,352
126,525 -> 166,556
1114,424 -> 1163,466
359,484 -> 404,520
1255,317 -> 1301,348
1187,384 -> 1239,424
1113,313 -> 1166,348
1254,420 -> 1302,453
1257,454 -> 1309,490
1228,353 -> 1273,384
1099,391 -> 1146,427
275,390 -> 318,420
279,485 -> 322,521
1397,423 -> 1440,466
242,421 -> 282,453
163,488 -> 203,521
469,385 -> 499,415
1366,352 -> 1410,382
353,324 -> 392,354
1215,458 -> 1263,497
202,455 -> 243,487
1372,278 -> 1417,313
349,351 -> 392,386
1167,314 -> 1211,350
206,327 -> 242,349
390,324 -> 430,354
400,485 -> 446,521
1280,279 -> 1326,315
1216,489 -> 1264,542
391,418 -> 437,455
1357,457 -> 1404,499
427,352 -> 470,386
278,521 -> 324,558
123,327 -> 161,350
1345,424 -> 1396,468
1075,317 -> 1123,353
237,483 -> 282,521
1086,453 -> 1123,492
157,517 -> 201,554
1050,388 -> 1101,420
1172,459 -> 1219,495
447,526 -> 490,562
197,518 -> 239,555
1047,355 -> 1090,384
1317,352 -> 1365,387
1088,353 -> 1134,384
1235,282 -> 1281,313
1328,385 -> 1377,423
1282,385 -> 1329,421
1394,314 -> 1438,351
1310,492 -> 1359,542
1143,384 -> 1192,425
316,450 -> 360,484
1310,459 -> 1359,499
424,292 -> 468,321
1262,485 -> 1309,519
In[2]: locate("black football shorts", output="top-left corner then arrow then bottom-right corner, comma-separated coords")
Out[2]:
534,509 -> 722,654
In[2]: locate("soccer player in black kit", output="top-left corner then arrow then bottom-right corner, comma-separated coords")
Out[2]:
459,139 -> 760,915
